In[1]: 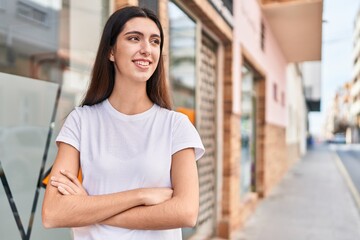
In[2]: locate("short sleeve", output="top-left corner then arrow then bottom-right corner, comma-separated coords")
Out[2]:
56,109 -> 81,151
172,113 -> 205,161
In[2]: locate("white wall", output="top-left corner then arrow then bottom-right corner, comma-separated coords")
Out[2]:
286,63 -> 307,155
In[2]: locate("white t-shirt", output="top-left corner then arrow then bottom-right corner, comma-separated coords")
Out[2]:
56,99 -> 205,240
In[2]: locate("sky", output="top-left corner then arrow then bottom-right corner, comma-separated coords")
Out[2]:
309,0 -> 360,137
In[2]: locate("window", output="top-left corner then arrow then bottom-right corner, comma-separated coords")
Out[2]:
240,64 -> 255,197
260,20 -> 265,51
169,1 -> 196,120
273,83 -> 278,102
281,91 -> 285,106
17,1 -> 48,25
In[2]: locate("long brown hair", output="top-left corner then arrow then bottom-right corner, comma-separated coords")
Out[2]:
81,6 -> 172,109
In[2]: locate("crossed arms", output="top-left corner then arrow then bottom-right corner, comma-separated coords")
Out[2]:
42,142 -> 199,229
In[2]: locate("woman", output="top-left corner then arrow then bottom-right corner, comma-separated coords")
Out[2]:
42,6 -> 205,240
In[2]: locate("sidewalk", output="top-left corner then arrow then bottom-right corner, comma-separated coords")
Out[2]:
233,145 -> 360,240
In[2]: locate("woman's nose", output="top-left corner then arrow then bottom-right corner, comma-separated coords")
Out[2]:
140,42 -> 151,56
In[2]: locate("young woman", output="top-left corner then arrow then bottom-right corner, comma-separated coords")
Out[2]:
42,6 -> 205,240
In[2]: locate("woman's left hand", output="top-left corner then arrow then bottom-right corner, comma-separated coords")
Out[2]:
50,169 -> 88,196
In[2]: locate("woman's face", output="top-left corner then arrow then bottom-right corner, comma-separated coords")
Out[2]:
110,17 -> 161,83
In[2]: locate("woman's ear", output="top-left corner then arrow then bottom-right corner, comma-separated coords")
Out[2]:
109,49 -> 115,62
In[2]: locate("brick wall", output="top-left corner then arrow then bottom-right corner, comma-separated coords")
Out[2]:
263,124 -> 287,196
218,42 -> 239,239
254,77 -> 266,198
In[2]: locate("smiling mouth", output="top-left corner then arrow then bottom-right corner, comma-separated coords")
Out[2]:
133,60 -> 151,66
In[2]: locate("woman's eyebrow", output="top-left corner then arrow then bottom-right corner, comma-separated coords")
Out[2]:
124,31 -> 160,38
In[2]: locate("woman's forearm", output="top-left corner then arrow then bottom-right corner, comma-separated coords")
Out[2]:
101,195 -> 198,230
42,169 -> 173,229
42,188 -> 144,228
101,149 -> 200,230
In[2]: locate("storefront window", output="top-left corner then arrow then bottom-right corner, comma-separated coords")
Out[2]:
240,64 -> 256,197
169,2 -> 197,238
0,1 -> 109,239
169,1 -> 196,123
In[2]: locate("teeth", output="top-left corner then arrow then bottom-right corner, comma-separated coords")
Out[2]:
134,61 -> 149,66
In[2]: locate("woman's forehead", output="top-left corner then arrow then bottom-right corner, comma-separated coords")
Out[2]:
121,17 -> 160,36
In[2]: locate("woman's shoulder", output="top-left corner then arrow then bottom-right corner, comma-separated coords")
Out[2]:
157,106 -> 186,118
156,106 -> 191,126
70,101 -> 105,118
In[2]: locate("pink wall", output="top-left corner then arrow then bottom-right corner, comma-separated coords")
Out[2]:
233,0 -> 287,127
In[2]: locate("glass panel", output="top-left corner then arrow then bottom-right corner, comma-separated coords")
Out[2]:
169,1 -> 196,120
0,73 -> 59,239
169,2 -> 197,238
0,0 -> 6,10
0,180 -> 21,240
0,0 -> 109,239
240,65 -> 255,197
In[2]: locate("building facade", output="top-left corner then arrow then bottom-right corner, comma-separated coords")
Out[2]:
351,9 -> 360,143
219,1 -> 322,238
0,0 -> 322,239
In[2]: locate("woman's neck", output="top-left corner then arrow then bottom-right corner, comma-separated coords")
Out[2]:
108,79 -> 153,115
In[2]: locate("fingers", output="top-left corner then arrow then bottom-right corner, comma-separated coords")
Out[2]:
60,169 -> 82,188
60,169 -> 87,195
57,185 -> 70,195
50,169 -> 87,196
142,187 -> 174,206
50,177 -> 77,195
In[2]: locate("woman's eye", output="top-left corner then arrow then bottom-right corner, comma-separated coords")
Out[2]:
128,36 -> 139,41
151,39 -> 161,45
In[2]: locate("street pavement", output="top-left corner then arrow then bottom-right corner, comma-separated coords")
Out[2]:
232,144 -> 360,240
335,144 -> 360,200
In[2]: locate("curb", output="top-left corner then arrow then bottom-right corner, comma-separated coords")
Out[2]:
334,152 -> 360,212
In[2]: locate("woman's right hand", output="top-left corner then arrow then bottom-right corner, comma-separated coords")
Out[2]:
50,169 -> 88,196
140,188 -> 173,206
